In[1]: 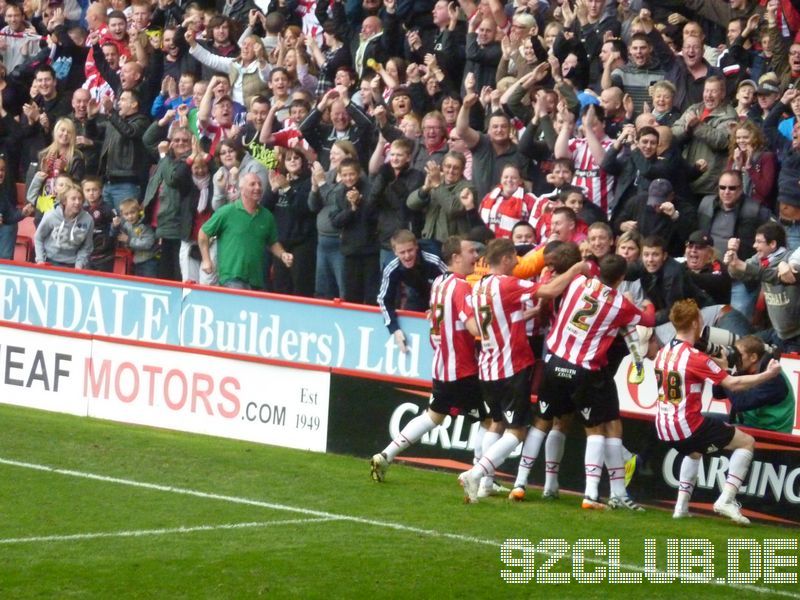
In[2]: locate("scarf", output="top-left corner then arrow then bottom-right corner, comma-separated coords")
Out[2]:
193,174 -> 210,213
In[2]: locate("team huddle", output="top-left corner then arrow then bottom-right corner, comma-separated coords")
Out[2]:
371,235 -> 782,526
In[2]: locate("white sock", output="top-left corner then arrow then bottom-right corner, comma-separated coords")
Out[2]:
621,446 -> 633,462
675,456 -> 700,513
584,435 -> 605,499
722,449 -> 753,501
471,432 -> 520,480
383,412 -> 437,461
473,423 -> 487,463
479,430 -> 501,465
514,428 -> 547,488
544,430 -> 566,493
605,437 -> 627,498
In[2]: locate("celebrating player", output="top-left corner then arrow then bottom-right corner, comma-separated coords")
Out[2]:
458,238 -> 589,503
538,254 -> 655,511
653,299 -> 782,524
371,236 -> 481,482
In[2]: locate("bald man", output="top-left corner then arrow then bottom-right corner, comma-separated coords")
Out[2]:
600,87 -> 627,139
330,0 -> 395,79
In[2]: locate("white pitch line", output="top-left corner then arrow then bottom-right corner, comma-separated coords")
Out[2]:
1,457 -> 798,599
0,517 -> 338,545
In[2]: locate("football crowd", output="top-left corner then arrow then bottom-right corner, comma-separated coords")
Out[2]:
0,0 -> 798,523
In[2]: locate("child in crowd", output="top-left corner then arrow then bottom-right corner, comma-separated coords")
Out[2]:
83,177 -> 116,272
112,198 -> 158,277
330,158 -> 380,304
181,152 -> 216,284
34,185 -> 94,269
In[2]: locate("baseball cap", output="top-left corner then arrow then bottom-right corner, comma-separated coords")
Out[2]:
648,179 -> 673,205
757,73 -> 780,95
687,231 -> 713,247
737,79 -> 756,91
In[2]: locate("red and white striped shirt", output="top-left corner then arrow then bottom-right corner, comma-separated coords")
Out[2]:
529,195 -> 557,242
546,275 -> 643,370
478,186 -> 535,239
653,340 -> 727,442
429,272 -> 478,382
568,137 -> 615,218
473,274 -> 537,381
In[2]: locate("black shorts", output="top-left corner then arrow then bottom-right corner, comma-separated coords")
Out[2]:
430,376 -> 487,422
537,354 -> 619,427
480,366 -> 533,428
665,417 -> 736,456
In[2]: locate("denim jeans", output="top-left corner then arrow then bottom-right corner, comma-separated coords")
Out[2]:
103,182 -> 141,212
729,282 -> 758,326
315,235 -> 344,299
785,222 -> 800,253
134,257 -> 158,278
0,222 -> 17,259
756,328 -> 800,353
223,279 -> 254,290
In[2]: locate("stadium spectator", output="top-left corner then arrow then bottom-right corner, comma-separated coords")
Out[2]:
455,91 -> 527,199
475,164 -> 535,241
613,179 -> 680,244
368,138 -> 425,267
554,104 -> 616,219
262,147 -> 316,297
727,120 -> 778,209
308,141 -> 359,300
671,76 -> 738,200
112,198 -> 158,278
142,122 -> 194,281
697,169 -> 772,315
0,156 -> 33,259
34,185 -> 93,269
377,229 -> 446,353
407,151 -> 477,254
20,66 -> 72,181
98,90 -> 150,209
683,231 -> 732,306
199,172 -> 293,291
83,176 -> 115,272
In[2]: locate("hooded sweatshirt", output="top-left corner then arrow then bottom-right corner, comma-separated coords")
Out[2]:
34,204 -> 94,268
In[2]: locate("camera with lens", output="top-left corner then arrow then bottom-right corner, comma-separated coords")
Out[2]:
694,326 -> 780,373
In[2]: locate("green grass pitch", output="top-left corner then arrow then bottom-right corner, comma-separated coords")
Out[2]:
0,403 -> 798,599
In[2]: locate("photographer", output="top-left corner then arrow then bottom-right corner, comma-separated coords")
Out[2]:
712,336 -> 795,434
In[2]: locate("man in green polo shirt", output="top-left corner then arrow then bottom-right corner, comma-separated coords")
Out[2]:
199,172 -> 293,290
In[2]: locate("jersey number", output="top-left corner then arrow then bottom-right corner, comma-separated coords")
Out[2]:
655,369 -> 683,405
430,303 -> 444,336
569,295 -> 599,332
477,304 -> 493,341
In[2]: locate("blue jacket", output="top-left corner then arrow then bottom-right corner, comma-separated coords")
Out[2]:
377,250 -> 446,333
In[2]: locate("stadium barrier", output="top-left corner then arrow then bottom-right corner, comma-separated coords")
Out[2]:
1,260 -> 799,524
